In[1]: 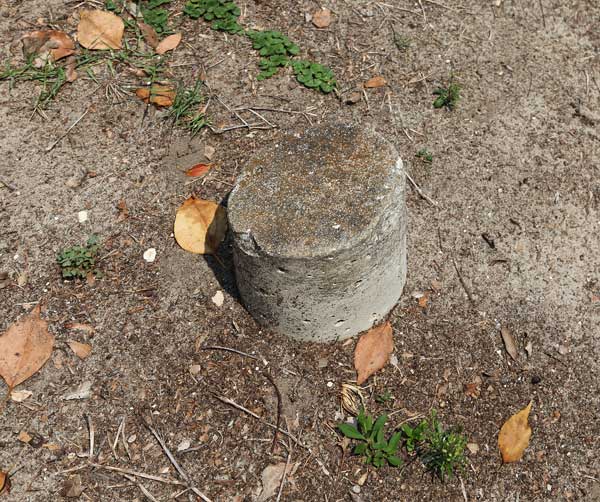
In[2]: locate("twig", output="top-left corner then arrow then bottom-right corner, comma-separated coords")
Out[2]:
213,394 -> 305,449
85,414 -> 95,459
276,445 -> 292,502
45,107 -> 90,152
452,258 -> 475,305
263,371 -> 283,453
201,345 -> 258,360
538,0 -> 547,29
0,177 -> 16,192
459,476 -> 468,502
405,172 -> 438,206
145,423 -> 213,502
120,416 -> 131,460
423,0 -> 456,11
88,463 -> 185,485
122,474 -> 159,502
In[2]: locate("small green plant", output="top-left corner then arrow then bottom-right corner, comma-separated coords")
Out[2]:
57,235 -> 101,280
393,33 -> 411,51
246,30 -> 299,79
338,409 -> 402,468
291,60 -> 336,93
142,0 -> 172,34
400,420 -> 426,453
184,0 -> 243,33
416,148 -> 433,163
168,81 -> 209,135
419,412 -> 467,480
375,390 -> 394,404
433,82 -> 461,110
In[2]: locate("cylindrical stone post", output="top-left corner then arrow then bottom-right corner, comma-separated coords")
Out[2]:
228,124 -> 406,342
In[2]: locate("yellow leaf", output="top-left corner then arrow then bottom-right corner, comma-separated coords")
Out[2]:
67,340 -> 92,360
354,321 -> 394,385
0,305 -> 54,393
77,10 -> 124,50
498,401 -> 533,463
21,30 -> 75,63
156,33 -> 182,55
174,196 -> 228,254
135,85 -> 176,107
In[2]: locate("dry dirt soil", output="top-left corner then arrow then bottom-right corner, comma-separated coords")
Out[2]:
1,0 -> 599,501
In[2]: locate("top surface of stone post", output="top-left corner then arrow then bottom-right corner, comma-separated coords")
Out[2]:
228,124 -> 400,258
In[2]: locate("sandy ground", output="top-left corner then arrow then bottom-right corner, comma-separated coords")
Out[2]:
1,0 -> 599,500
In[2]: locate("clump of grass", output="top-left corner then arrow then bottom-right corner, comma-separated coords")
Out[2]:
57,235 -> 101,280
433,82 -> 461,110
416,148 -> 433,163
168,81 -> 209,135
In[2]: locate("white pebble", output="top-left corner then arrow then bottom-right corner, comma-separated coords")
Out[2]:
78,210 -> 88,223
212,290 -> 224,307
143,248 -> 156,262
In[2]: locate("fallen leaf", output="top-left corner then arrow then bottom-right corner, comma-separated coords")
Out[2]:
21,30 -> 75,66
174,196 -> 228,254
257,462 -> 298,502
156,33 -> 182,54
67,340 -> 92,359
466,442 -> 479,455
185,163 -> 213,177
138,21 -> 159,48
417,291 -> 429,308
65,322 -> 94,333
0,305 -> 54,394
204,145 -> 216,160
501,327 -> 518,361
354,321 -> 394,385
62,380 -> 93,400
464,375 -> 482,398
18,430 -> 32,443
77,10 -> 124,50
135,85 -> 176,107
312,8 -> 332,28
117,199 -> 129,221
498,401 -> 533,463
0,471 -> 10,495
60,474 -> 84,498
10,389 -> 33,402
364,76 -> 387,88
65,55 -> 78,82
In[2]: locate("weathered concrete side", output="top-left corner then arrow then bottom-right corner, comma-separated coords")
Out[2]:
228,124 -> 407,342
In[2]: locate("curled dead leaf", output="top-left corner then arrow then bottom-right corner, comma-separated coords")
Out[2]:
135,85 -> 176,107
21,30 -> 75,66
498,401 -> 533,463
174,197 -> 228,254
501,326 -> 518,361
77,10 -> 124,50
312,8 -> 332,28
185,163 -> 212,177
364,76 -> 387,88
67,340 -> 92,359
156,33 -> 182,55
0,470 -> 10,495
354,321 -> 394,385
0,305 -> 54,394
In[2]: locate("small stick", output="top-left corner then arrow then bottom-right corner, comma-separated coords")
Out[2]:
45,107 -> 90,152
276,445 -> 292,502
85,414 -> 95,459
452,257 -> 475,305
263,371 -> 283,453
88,463 -> 185,485
120,416 -> 131,460
405,172 -> 438,206
423,0 -> 456,11
538,0 -> 547,28
145,423 -> 213,502
0,177 -> 16,192
122,474 -> 159,502
201,345 -> 258,360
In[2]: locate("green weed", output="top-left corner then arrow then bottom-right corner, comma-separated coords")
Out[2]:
433,82 -> 460,110
142,0 -> 172,34
375,390 -> 394,404
168,81 -> 209,135
57,235 -> 101,280
184,0 -> 243,33
338,409 -> 403,468
292,60 -> 336,93
416,148 -> 433,163
246,30 -> 299,79
394,33 -> 411,51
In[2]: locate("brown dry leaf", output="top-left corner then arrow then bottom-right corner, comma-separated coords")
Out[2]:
77,10 -> 124,50
464,375 -> 482,398
498,401 -> 533,463
354,321 -> 394,385
417,292 -> 429,308
18,430 -> 32,443
156,33 -> 182,55
21,30 -> 75,66
312,8 -> 332,28
257,462 -> 299,502
501,327 -> 518,361
0,305 -> 54,393
364,76 -> 387,88
0,470 -> 10,495
135,85 -> 176,107
174,196 -> 228,254
185,163 -> 213,177
67,340 -> 92,359
138,21 -> 159,48
65,55 -> 78,82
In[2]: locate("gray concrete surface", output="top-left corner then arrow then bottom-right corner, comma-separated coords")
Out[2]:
228,124 -> 407,342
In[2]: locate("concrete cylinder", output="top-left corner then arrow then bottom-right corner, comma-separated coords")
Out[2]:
228,124 -> 406,342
